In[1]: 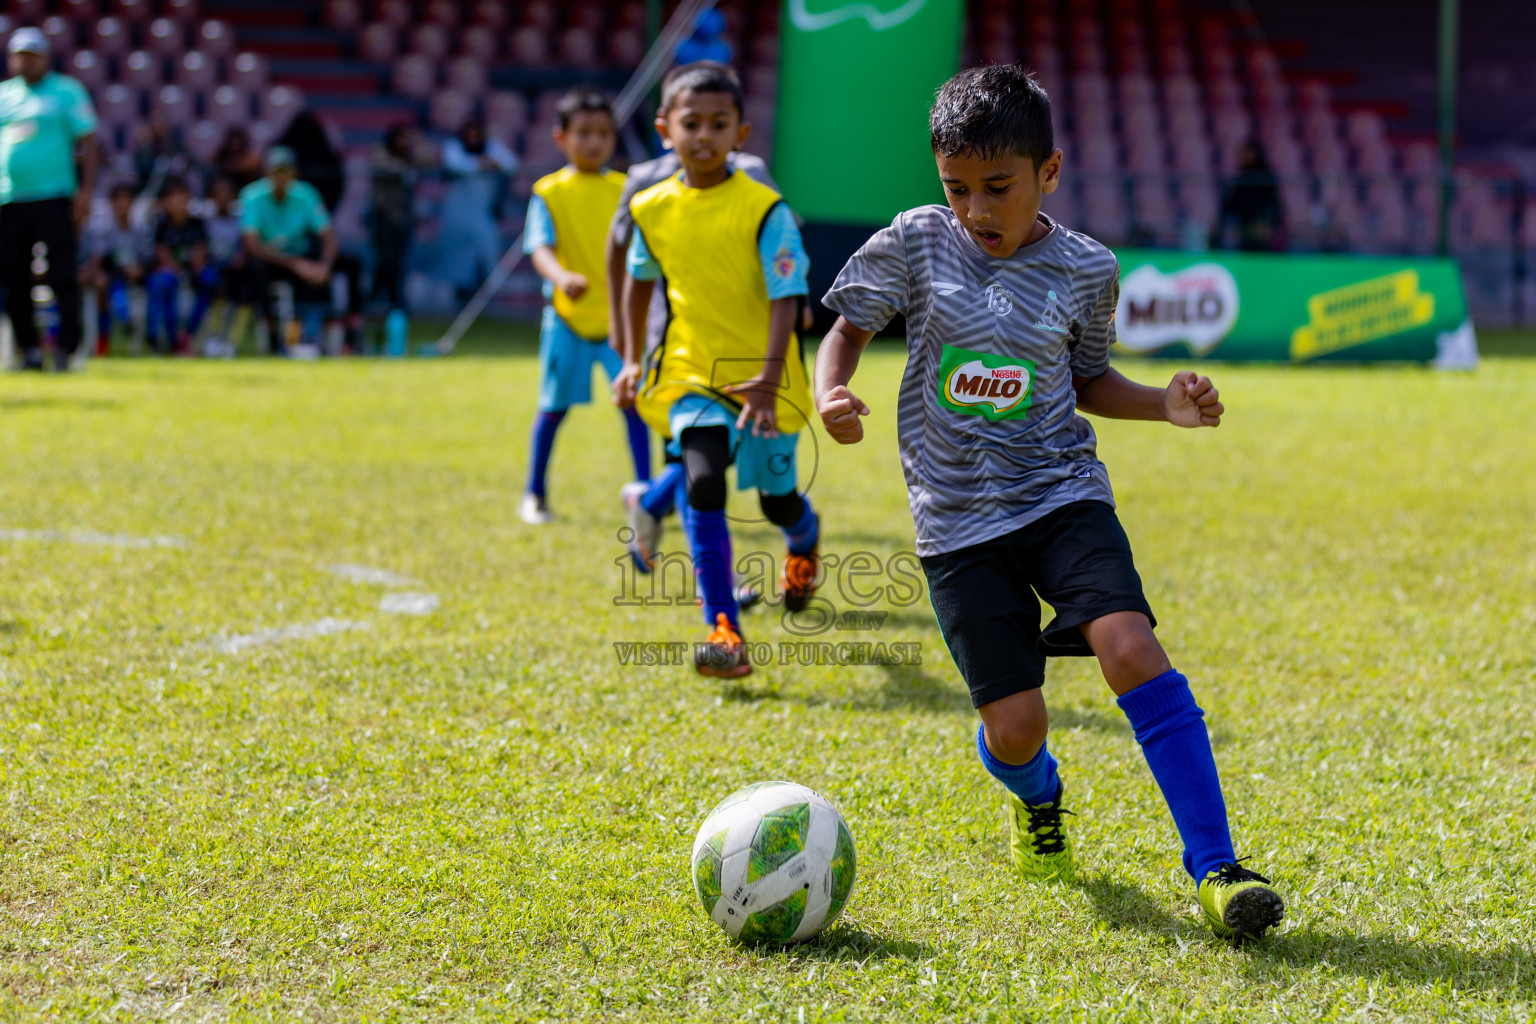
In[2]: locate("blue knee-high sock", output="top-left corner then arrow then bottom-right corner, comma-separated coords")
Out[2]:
526,409 -> 568,498
976,724 -> 1060,805
641,461 -> 683,519
146,271 -> 178,347
782,495 -> 819,555
1116,669 -> 1237,883
186,266 -> 219,335
621,406 -> 651,482
97,305 -> 112,341
109,280 -> 131,325
680,500 -> 737,628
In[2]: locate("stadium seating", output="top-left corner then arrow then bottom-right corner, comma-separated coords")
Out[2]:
0,0 -> 1522,322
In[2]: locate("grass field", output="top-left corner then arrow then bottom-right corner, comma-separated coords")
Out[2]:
2,331 -> 1535,1022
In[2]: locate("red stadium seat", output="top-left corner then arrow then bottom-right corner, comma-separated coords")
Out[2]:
63,0 -> 98,26
41,16 -> 77,59
459,24 -> 498,62
197,19 -> 233,56
230,51 -> 268,90
153,83 -> 193,125
97,82 -> 142,127
428,89 -> 475,135
569,2 -> 605,32
260,84 -> 303,126
521,1 -> 556,31
185,119 -> 222,163
69,50 -> 109,92
357,23 -> 398,63
208,83 -> 250,125
423,0 -> 459,28
444,56 -> 487,95
113,0 -> 152,22
409,23 -> 450,61
146,17 -> 183,57
470,0 -> 507,29
557,27 -> 597,67
485,89 -> 527,135
607,27 -> 644,68
390,54 -> 436,99
122,50 -> 164,90
375,0 -> 412,30
325,0 -> 363,31
508,25 -> 549,67
13,0 -> 47,25
163,0 -> 199,22
176,50 -> 216,91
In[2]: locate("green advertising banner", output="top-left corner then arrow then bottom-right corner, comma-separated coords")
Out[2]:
1110,250 -> 1475,364
773,0 -> 964,224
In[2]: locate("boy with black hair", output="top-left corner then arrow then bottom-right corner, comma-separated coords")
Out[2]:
203,175 -> 249,357
146,176 -> 218,354
613,61 -> 820,678
815,64 -> 1285,940
520,86 -> 650,525
80,183 -> 148,354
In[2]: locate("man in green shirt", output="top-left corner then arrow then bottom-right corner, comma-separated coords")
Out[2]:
240,145 -> 355,353
0,28 -> 99,371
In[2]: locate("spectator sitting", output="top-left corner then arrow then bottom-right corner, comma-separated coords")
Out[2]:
238,145 -> 338,354
79,182 -> 150,355
1216,139 -> 1282,252
132,114 -> 191,193
203,175 -> 251,356
367,123 -> 428,313
439,118 -> 516,303
145,176 -> 218,355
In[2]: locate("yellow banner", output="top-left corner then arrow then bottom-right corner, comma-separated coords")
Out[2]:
1289,270 -> 1436,360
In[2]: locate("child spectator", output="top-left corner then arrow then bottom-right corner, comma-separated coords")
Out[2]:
145,176 -> 217,354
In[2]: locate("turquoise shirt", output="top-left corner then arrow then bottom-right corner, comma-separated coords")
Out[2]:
238,177 -> 331,256
0,72 -> 97,204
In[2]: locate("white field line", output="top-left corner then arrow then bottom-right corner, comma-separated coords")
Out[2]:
0,528 -> 185,549
377,592 -> 439,615
212,618 -> 371,654
324,563 -> 420,587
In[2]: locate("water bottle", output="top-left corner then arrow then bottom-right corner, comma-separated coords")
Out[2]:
385,308 -> 409,358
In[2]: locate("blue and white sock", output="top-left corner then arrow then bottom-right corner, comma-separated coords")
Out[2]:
976,724 -> 1060,806
1116,669 -> 1237,883
782,495 -> 819,555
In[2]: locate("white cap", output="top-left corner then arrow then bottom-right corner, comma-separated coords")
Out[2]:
7,27 -> 50,55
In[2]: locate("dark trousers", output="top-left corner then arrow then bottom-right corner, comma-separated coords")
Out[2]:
0,198 -> 82,358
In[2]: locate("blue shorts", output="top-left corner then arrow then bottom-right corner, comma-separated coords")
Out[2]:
537,307 -> 622,412
666,392 -> 800,496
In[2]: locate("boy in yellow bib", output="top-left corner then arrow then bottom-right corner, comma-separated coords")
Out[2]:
613,62 -> 819,679
521,88 -> 651,525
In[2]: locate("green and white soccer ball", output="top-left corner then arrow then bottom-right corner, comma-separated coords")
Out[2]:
691,781 -> 857,944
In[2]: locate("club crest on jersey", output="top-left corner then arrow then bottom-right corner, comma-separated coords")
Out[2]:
773,248 -> 797,278
1033,289 -> 1071,333
985,284 -> 1013,316
936,344 -> 1035,421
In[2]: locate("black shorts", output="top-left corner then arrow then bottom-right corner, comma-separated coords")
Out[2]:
920,500 -> 1156,708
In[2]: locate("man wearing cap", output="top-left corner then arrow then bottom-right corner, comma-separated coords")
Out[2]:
0,27 -> 99,371
239,145 -> 338,353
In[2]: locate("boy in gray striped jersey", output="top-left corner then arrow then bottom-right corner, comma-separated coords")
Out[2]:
815,64 -> 1285,942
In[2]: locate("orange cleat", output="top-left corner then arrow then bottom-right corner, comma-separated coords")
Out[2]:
782,549 -> 819,613
694,613 -> 751,678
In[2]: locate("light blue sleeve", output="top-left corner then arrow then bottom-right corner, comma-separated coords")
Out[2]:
523,194 -> 556,252
626,227 -> 661,282
757,203 -> 809,300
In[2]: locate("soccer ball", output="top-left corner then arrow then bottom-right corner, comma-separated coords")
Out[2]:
690,781 -> 857,944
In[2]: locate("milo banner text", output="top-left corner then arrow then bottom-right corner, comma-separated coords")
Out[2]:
1111,250 -> 1475,364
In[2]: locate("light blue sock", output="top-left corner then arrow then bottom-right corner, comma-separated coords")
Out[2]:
976,723 -> 1060,806
1116,669 -> 1237,883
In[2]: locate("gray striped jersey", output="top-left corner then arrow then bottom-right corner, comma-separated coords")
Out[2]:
822,206 -> 1120,557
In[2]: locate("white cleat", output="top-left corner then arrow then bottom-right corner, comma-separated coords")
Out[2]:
621,481 -> 661,572
519,493 -> 553,525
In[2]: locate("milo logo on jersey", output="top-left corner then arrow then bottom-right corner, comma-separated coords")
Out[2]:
936,344 -> 1036,422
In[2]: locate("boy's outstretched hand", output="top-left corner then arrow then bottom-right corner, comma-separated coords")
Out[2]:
818,385 -> 870,444
558,271 -> 589,300
728,381 -> 780,438
1164,371 -> 1223,428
